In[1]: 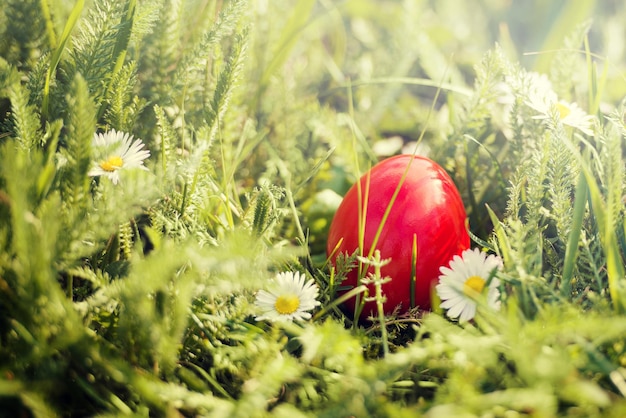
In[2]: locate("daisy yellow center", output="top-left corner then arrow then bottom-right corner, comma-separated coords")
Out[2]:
463,275 -> 486,296
556,102 -> 571,119
99,156 -> 124,172
274,294 -> 300,315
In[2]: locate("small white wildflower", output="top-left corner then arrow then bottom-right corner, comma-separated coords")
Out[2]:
436,248 -> 502,322
88,129 -> 150,184
524,73 -> 594,135
255,272 -> 320,322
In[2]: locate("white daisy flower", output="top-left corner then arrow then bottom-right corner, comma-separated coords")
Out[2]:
255,271 -> 321,322
552,100 -> 595,135
529,99 -> 595,136
436,248 -> 502,322
524,74 -> 595,136
88,129 -> 150,184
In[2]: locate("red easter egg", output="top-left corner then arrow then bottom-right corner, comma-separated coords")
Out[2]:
326,154 -> 470,320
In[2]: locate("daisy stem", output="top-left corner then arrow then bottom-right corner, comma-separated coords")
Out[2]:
410,234 -> 417,308
375,254 -> 389,356
361,250 -> 391,356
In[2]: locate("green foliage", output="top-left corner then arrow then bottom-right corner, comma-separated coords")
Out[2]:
2,0 -> 626,416
69,0 -> 129,105
6,73 -> 42,150
0,0 -> 48,68
103,61 -> 144,131
62,74 -> 95,199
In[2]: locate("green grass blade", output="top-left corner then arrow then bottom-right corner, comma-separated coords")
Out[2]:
312,285 -> 368,322
366,69 -> 447,258
585,33 -> 608,116
258,0 -> 315,91
560,171 -> 587,296
112,0 -> 136,75
42,0 -> 84,119
323,76 -> 472,98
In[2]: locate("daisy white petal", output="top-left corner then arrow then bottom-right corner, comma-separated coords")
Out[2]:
435,248 -> 502,322
88,129 -> 150,184
255,271 -> 321,323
